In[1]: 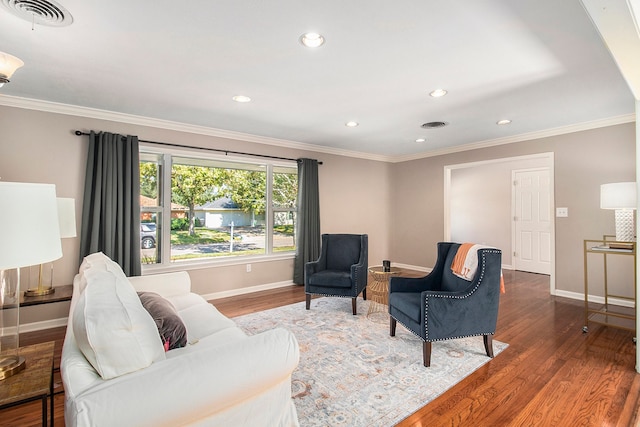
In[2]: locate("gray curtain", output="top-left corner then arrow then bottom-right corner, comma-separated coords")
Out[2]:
293,158 -> 321,284
79,131 -> 141,276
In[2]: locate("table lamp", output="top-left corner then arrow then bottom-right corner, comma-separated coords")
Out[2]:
24,197 -> 76,297
600,182 -> 637,242
0,182 -> 62,380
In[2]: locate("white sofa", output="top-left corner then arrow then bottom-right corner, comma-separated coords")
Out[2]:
61,253 -> 300,427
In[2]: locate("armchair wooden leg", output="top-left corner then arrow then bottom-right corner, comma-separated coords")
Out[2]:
305,294 -> 311,310
390,317 -> 396,336
484,334 -> 494,358
352,297 -> 357,315
362,287 -> 367,300
423,341 -> 432,367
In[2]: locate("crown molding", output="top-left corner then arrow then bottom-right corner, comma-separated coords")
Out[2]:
0,94 -> 634,164
391,113 -> 636,163
0,95 -> 390,162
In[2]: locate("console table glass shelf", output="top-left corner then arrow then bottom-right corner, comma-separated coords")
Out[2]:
583,237 -> 636,333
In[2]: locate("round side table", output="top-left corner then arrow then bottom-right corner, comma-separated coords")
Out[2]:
367,265 -> 400,317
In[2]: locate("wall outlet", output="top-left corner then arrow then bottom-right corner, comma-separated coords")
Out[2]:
246,264 -> 251,272
556,207 -> 569,217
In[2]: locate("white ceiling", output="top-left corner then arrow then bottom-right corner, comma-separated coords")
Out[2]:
0,0 -> 636,160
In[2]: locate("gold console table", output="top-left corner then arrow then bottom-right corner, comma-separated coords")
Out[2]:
583,237 -> 636,333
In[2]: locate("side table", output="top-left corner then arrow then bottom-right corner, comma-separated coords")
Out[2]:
583,238 -> 636,333
0,341 -> 55,426
21,284 -> 73,307
367,266 -> 401,317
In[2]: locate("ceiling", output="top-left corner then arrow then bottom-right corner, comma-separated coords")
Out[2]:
0,0 -> 636,161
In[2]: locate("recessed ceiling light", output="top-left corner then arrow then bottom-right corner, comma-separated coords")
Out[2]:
345,121 -> 359,127
415,138 -> 426,143
496,119 -> 512,125
429,89 -> 448,98
232,95 -> 251,103
300,32 -> 325,48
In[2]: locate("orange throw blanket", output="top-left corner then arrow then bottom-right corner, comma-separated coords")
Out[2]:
451,243 -> 506,293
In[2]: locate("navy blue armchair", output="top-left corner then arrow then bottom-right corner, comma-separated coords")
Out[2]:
388,242 -> 502,367
305,234 -> 368,315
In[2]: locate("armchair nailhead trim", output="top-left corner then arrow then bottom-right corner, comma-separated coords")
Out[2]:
424,250 -> 500,340
306,292 -> 355,299
391,315 -> 494,343
306,287 -> 366,298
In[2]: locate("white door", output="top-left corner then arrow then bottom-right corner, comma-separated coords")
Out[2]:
513,168 -> 551,274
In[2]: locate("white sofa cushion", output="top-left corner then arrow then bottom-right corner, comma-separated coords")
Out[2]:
167,294 -> 238,343
73,260 -> 165,379
128,271 -> 191,297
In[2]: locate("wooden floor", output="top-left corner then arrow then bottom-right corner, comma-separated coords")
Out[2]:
1,270 -> 638,426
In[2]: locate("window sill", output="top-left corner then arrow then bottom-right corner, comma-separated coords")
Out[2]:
141,252 -> 295,275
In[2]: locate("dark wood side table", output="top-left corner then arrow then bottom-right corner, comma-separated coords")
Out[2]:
21,284 -> 73,307
0,341 -> 55,426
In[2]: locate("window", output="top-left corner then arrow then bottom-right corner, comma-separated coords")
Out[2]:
139,150 -> 298,267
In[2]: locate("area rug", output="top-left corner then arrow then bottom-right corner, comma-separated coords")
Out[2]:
233,297 -> 508,426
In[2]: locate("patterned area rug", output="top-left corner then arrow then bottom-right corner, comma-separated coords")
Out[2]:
233,297 -> 507,426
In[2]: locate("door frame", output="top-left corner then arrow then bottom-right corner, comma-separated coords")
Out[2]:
444,152 -> 556,294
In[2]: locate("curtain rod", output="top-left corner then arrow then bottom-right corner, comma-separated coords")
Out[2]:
74,131 -> 322,165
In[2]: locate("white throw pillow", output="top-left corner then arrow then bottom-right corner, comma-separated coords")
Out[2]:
73,266 -> 165,379
76,252 -> 123,294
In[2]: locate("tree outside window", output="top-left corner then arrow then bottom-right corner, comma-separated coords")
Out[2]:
139,152 -> 297,266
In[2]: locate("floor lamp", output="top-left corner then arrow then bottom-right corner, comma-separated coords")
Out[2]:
0,182 -> 62,380
24,197 -> 76,297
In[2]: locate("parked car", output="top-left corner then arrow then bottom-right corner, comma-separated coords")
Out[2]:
141,223 -> 156,249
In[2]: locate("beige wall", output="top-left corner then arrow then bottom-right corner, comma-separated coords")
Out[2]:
390,122 -> 636,297
1,104 -> 635,326
449,155 -> 551,268
0,105 -> 391,326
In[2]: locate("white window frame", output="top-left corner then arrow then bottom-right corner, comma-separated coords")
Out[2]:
140,144 -> 297,273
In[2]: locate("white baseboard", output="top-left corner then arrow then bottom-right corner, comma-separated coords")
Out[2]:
20,281 -> 299,333
391,263 -> 431,273
391,263 -> 514,273
202,280 -> 297,301
18,265 -> 547,333
554,289 -> 635,308
20,317 -> 69,333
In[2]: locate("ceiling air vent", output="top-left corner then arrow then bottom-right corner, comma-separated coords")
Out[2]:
1,0 -> 73,27
421,121 -> 448,129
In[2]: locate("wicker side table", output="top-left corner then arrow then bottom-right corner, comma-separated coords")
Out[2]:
367,266 -> 401,317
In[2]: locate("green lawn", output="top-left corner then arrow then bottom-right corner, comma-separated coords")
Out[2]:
142,226 -> 294,264
170,228 -> 240,245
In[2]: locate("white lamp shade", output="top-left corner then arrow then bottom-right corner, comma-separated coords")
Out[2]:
57,197 -> 77,238
600,182 -> 637,210
0,52 -> 24,80
0,182 -> 62,270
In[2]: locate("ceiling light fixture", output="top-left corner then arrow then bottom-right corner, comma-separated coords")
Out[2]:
232,95 -> 251,103
300,32 -> 325,48
345,121 -> 359,127
415,138 -> 426,143
0,51 -> 24,88
497,119 -> 512,125
429,89 -> 448,98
